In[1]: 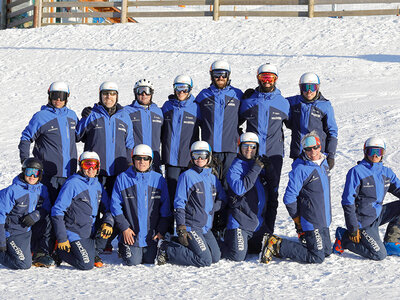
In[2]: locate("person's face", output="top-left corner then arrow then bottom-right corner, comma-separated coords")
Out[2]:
174,84 -> 190,101
241,142 -> 257,160
194,157 -> 207,168
258,73 -> 277,92
83,168 -> 97,178
365,147 -> 384,163
300,83 -> 319,101
80,159 -> 99,178
138,93 -> 152,105
24,170 -> 40,185
302,90 -> 317,101
304,145 -> 322,161
134,156 -> 151,172
101,91 -> 117,108
212,70 -> 229,89
49,91 -> 68,108
191,151 -> 209,168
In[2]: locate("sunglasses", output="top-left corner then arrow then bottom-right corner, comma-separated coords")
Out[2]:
174,84 -> 190,94
25,168 -> 41,178
134,156 -> 151,161
81,159 -> 100,170
135,86 -> 153,96
304,145 -> 320,151
365,147 -> 384,157
49,91 -> 68,101
300,83 -> 318,93
102,91 -> 117,96
257,73 -> 277,84
191,151 -> 210,160
212,70 -> 229,79
241,144 -> 257,150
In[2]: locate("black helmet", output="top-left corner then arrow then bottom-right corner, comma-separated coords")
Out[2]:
22,157 -> 44,180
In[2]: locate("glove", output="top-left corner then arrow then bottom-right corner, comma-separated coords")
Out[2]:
243,88 -> 255,100
254,156 -> 264,168
259,155 -> 270,169
21,213 -> 36,227
177,225 -> 191,247
100,223 -> 113,239
349,229 -> 361,243
58,240 -> 71,252
293,216 -> 306,245
81,106 -> 92,118
327,157 -> 335,170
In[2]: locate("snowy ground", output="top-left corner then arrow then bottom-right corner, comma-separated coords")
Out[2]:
0,16 -> 400,299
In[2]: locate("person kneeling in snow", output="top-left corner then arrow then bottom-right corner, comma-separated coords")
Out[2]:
111,144 -> 171,266
0,158 -> 51,269
333,137 -> 400,260
260,132 -> 332,264
51,152 -> 112,270
155,141 -> 227,267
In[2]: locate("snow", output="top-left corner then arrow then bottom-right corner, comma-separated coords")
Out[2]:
1,16 -> 400,299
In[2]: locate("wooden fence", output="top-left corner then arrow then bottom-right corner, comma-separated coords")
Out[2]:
1,0 -> 400,29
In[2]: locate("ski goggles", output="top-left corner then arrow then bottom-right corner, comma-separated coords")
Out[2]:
134,156 -> 151,161
102,91 -> 117,96
304,145 -> 320,152
257,73 -> 277,84
300,83 -> 319,93
212,70 -> 229,79
174,84 -> 191,93
241,143 -> 257,150
80,159 -> 100,170
191,151 -> 210,160
135,86 -> 153,95
24,168 -> 41,178
365,147 -> 384,157
49,91 -> 68,101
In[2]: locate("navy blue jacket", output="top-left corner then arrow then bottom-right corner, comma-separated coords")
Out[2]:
111,167 -> 171,247
283,153 -> 331,231
342,159 -> 400,233
195,84 -> 243,153
226,155 -> 268,232
19,105 -> 78,178
174,166 -> 227,234
0,176 -> 51,247
161,94 -> 201,167
51,173 -> 110,243
76,103 -> 134,176
124,101 -> 163,160
239,88 -> 289,157
287,94 -> 338,159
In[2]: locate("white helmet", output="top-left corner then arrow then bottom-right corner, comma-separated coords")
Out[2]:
48,81 -> 70,95
210,60 -> 231,73
134,79 -> 154,91
299,72 -> 320,85
173,75 -> 193,89
257,63 -> 278,76
79,151 -> 100,175
364,137 -> 386,150
132,144 -> 153,159
240,132 -> 259,144
100,81 -> 118,93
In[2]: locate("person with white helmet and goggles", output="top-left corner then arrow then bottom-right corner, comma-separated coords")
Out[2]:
333,137 -> 400,260
110,144 -> 171,266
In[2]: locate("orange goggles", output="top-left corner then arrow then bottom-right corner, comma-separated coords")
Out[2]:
81,159 -> 100,170
257,73 -> 277,84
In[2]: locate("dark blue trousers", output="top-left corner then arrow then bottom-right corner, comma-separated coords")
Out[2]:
166,230 -> 221,267
0,231 -> 32,270
58,238 -> 96,270
279,227 -> 332,264
222,228 -> 253,261
118,241 -> 158,266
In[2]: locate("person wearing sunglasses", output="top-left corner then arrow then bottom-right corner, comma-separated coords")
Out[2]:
239,63 -> 290,236
333,137 -> 400,260
287,72 -> 338,171
161,75 -> 201,223
18,81 -> 78,267
155,141 -> 227,267
0,158 -> 51,269
125,79 -> 164,173
260,132 -> 332,264
51,152 -> 112,270
110,144 -> 171,266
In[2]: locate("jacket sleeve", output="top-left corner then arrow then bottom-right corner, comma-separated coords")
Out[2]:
75,116 -> 89,143
18,113 -> 42,163
100,185 -> 114,227
110,178 -> 130,232
174,173 -> 189,227
323,102 -> 338,159
156,177 -> 172,235
387,168 -> 400,198
283,166 -> 306,219
227,160 -> 262,196
125,115 -> 135,166
213,177 -> 227,212
0,187 -> 15,247
341,168 -> 361,233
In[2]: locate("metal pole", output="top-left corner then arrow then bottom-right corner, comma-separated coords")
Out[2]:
308,0 -> 314,18
213,0 -> 219,21
121,0 -> 127,23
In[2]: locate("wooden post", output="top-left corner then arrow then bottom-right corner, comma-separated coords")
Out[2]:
33,0 -> 42,28
121,0 -> 127,23
213,0 -> 219,21
308,0 -> 314,18
1,0 -> 7,29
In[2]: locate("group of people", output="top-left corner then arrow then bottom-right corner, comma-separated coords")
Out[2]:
1,60 -> 400,271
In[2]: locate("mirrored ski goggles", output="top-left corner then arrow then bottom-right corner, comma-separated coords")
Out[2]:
24,168 -> 41,178
134,156 -> 151,161
135,86 -> 153,96
191,151 -> 210,160
80,159 -> 100,170
304,145 -> 320,152
241,143 -> 257,150
174,84 -> 191,93
49,91 -> 68,101
365,147 -> 385,157
300,83 -> 319,93
257,73 -> 277,84
212,70 -> 229,79
102,91 -> 117,96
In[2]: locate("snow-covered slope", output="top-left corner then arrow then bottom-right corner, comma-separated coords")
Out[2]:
0,16 -> 400,299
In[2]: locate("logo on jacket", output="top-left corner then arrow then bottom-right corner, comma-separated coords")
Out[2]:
363,182 -> 374,188
81,197 -> 90,203
17,202 -> 28,208
48,126 -> 58,132
309,175 -> 319,183
132,116 -> 141,122
118,123 -> 127,132
311,110 -> 321,118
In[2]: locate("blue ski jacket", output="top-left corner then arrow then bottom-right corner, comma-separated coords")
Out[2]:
174,166 -> 227,234
283,153 -> 331,231
19,105 -> 78,178
76,103 -> 134,176
239,87 -> 289,157
287,94 -> 338,159
110,167 -> 171,247
342,159 -> 400,233
0,175 -> 51,247
195,84 -> 243,153
161,94 -> 201,167
124,100 -> 163,160
51,173 -> 110,243
226,155 -> 268,232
